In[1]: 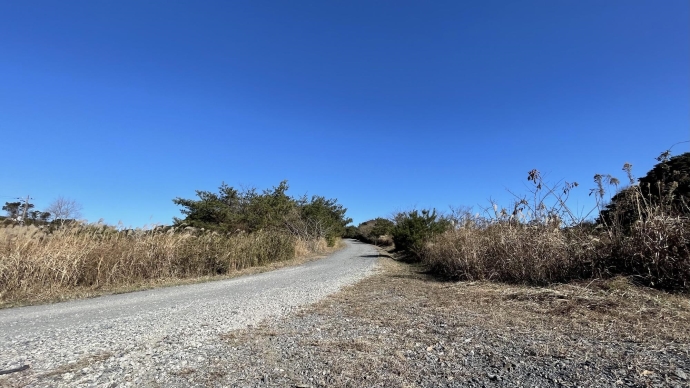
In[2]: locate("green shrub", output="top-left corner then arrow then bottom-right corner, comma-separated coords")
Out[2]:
352,218 -> 395,244
392,209 -> 451,258
344,225 -> 359,238
172,180 -> 351,240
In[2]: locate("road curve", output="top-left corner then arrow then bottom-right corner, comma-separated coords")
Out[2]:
0,239 -> 378,384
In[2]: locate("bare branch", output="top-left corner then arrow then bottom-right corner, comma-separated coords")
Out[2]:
45,196 -> 83,224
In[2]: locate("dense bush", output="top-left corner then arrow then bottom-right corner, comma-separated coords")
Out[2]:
391,209 -> 451,257
173,180 -> 351,246
351,218 -> 395,245
344,225 -> 359,239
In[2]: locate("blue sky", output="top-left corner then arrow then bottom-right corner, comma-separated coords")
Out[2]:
1,1 -> 688,227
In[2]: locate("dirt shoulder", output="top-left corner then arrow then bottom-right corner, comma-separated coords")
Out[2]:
203,249 -> 690,388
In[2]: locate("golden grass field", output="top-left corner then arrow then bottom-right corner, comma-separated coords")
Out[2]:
0,224 -> 339,308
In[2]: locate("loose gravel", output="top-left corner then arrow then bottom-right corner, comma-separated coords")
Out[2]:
182,256 -> 690,388
0,240 -> 378,387
3,242 -> 689,387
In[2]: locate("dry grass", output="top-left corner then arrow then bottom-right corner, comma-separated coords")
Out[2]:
422,208 -> 690,291
0,225 -> 339,308
294,236 -> 329,257
422,223 -> 595,285
330,256 -> 690,347
421,167 -> 690,291
606,214 -> 690,290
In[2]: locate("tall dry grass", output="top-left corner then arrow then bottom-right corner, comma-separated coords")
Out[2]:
423,222 -> 597,285
601,207 -> 690,290
0,224 -> 330,305
294,236 -> 329,257
421,167 -> 690,291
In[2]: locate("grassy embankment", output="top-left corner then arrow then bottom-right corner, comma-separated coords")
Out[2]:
0,224 -> 339,308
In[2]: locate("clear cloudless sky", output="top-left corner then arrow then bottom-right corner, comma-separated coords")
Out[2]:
1,0 -> 688,227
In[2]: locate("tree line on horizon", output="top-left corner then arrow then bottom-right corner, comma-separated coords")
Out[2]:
2,196 -> 83,226
172,180 -> 352,246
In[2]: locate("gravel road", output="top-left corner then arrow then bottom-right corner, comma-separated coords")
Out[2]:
0,239 -> 379,387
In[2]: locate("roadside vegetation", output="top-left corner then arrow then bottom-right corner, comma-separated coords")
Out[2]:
353,150 -> 690,292
0,181 -> 351,307
172,180 -> 351,247
345,217 -> 395,247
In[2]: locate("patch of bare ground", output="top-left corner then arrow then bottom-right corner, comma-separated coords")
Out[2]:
199,250 -> 690,388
